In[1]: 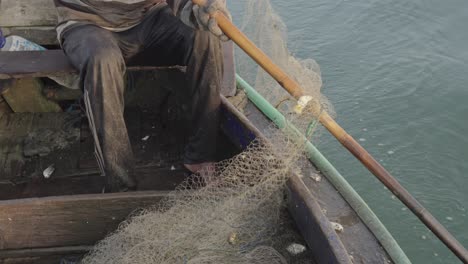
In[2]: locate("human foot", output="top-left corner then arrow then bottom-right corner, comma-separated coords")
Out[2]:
184,162 -> 215,173
184,162 -> 218,186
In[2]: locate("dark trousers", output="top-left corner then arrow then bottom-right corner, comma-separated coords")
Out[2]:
61,6 -> 223,190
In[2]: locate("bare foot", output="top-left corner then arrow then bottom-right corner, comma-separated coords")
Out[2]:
184,162 -> 218,186
184,162 -> 215,173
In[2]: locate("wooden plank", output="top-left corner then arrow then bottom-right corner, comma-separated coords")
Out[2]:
287,175 -> 353,264
1,27 -> 58,46
0,0 -> 58,27
0,50 -> 187,80
0,49 -> 236,96
0,245 -> 90,258
0,167 -> 187,200
1,78 -> 62,112
0,191 -> 169,250
0,51 -> 74,80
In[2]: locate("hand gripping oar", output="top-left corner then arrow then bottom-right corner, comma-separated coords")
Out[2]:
192,0 -> 468,262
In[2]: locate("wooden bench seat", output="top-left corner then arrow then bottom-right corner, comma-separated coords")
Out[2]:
0,50 -> 185,80
0,47 -> 236,96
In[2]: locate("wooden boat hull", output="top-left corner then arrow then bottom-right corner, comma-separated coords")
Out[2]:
0,96 -> 389,264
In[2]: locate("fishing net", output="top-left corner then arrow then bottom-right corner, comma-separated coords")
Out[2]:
82,0 -> 330,263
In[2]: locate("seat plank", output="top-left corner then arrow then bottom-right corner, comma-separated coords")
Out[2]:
0,50 -> 186,80
0,191 -> 169,250
0,48 -> 236,96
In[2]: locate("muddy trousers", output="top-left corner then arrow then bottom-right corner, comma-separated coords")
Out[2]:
61,7 -> 224,190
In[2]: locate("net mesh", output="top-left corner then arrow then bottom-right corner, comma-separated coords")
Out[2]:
82,0 -> 330,263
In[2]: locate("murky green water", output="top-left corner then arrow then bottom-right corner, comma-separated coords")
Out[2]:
229,1 -> 467,263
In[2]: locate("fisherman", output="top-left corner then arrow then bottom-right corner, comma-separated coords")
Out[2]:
53,0 -> 231,191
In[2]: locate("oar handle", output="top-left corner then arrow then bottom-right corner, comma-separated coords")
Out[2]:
192,0 -> 207,5
192,0 -> 304,99
192,1 -> 468,262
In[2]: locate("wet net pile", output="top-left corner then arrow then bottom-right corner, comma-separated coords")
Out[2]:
82,0 -> 330,263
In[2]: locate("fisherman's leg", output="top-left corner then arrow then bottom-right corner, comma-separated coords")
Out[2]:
183,29 -> 223,168
61,25 -> 136,191
125,7 -> 223,168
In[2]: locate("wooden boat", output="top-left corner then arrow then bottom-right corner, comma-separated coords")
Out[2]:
0,1 -> 404,263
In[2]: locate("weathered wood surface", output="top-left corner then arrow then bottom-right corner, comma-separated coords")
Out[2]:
1,78 -> 62,112
0,112 -> 80,180
0,50 -> 186,80
0,191 -> 169,250
287,175 -> 352,264
0,0 -> 57,27
0,27 -> 58,46
0,48 -> 236,95
0,246 -> 88,264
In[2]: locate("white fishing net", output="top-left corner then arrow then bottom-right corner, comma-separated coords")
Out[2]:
82,0 -> 330,263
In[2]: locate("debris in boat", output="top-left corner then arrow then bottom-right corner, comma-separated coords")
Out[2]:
294,169 -> 304,178
43,164 -> 55,178
171,165 -> 176,171
331,221 -> 344,232
142,135 -> 150,141
23,126 -> 80,157
286,243 -> 306,255
310,173 -> 321,182
228,232 -> 238,245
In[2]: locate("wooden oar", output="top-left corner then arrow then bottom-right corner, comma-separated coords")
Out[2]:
192,0 -> 468,262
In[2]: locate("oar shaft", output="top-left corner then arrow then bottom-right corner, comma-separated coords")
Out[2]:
319,113 -> 468,263
193,1 -> 468,262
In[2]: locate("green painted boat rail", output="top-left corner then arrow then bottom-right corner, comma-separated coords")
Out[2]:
236,74 -> 411,264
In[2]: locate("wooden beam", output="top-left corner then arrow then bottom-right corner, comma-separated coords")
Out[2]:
0,191 -> 170,250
